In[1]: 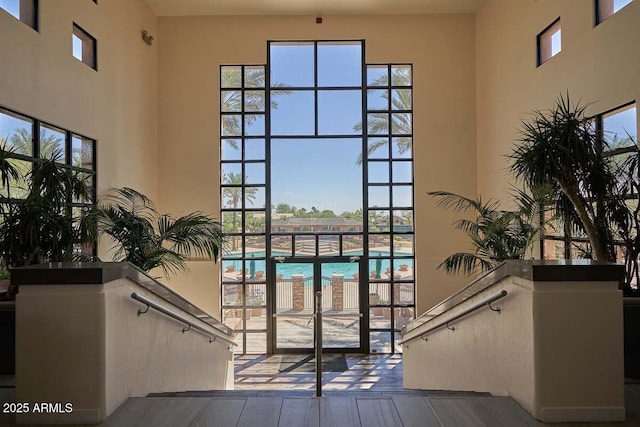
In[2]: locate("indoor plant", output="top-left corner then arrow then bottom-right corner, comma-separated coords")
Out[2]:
427,187 -> 546,276
96,187 -> 225,278
0,146 -> 95,376
0,148 -> 96,295
509,93 -> 619,263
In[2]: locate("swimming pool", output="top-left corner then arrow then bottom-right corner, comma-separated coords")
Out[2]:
223,252 -> 413,280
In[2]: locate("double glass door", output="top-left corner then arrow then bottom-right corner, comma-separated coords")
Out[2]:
271,258 -> 363,353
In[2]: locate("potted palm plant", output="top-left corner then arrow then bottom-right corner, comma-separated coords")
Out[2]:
509,93 -> 619,264
0,146 -> 95,375
0,148 -> 96,293
508,93 -> 640,378
96,187 -> 224,278
427,187 -> 547,276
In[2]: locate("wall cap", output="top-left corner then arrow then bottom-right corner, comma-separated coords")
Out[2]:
11,262 -> 234,337
404,259 -> 624,335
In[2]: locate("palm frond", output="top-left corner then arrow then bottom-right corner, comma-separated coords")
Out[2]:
438,253 -> 496,276
97,187 -> 225,278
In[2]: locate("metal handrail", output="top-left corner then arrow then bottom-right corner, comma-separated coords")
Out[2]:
400,290 -> 507,346
131,292 -> 237,347
315,290 -> 322,397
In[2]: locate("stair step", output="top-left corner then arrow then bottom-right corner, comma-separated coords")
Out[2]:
147,389 -> 491,398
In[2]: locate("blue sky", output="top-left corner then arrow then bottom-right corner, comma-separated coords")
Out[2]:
603,105 -> 637,146
271,138 -> 362,213
267,42 -> 364,214
614,0 -> 633,13
0,0 -> 19,19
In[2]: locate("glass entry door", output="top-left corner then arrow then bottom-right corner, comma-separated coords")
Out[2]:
272,258 -> 363,353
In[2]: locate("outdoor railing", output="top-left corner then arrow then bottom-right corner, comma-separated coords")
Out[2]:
343,280 -> 359,310
275,276 -> 360,311
276,279 -> 293,310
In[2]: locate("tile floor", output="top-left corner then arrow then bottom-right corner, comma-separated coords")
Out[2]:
234,353 -> 404,392
1,357 -> 639,426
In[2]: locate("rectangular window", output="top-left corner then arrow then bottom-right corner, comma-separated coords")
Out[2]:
220,46 -> 415,355
0,106 -> 97,255
596,0 -> 633,24
72,23 -> 97,70
541,102 -> 637,262
603,103 -> 637,150
537,18 -> 561,66
0,0 -> 37,29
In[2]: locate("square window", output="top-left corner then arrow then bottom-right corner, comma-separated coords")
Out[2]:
367,65 -> 389,86
537,19 -> 561,66
73,23 -> 97,70
40,124 -> 66,162
0,0 -> 37,30
0,108 -> 34,156
602,103 -> 637,150
71,135 -> 94,170
244,66 -> 265,88
221,66 -> 242,88
596,0 -> 633,24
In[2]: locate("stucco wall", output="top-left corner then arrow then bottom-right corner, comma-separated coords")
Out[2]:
15,278 -> 234,424
404,276 -> 536,411
156,14 -> 478,315
403,276 -> 624,422
16,285 -> 106,424
0,0 -> 159,208
475,0 -> 640,201
104,278 -> 233,416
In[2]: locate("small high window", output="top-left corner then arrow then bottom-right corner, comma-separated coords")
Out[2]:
0,0 -> 37,30
537,18 -> 561,66
596,0 -> 634,24
72,23 -> 97,70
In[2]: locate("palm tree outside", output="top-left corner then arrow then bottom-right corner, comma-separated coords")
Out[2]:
222,172 -> 257,250
355,67 -> 412,163
221,67 -> 291,149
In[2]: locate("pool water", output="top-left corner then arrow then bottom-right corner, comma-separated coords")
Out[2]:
224,252 -> 413,280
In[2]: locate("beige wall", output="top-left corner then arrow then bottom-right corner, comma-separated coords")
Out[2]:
403,276 -> 625,422
156,14 -> 478,315
404,277 -> 535,412
16,285 -> 106,424
16,279 -> 234,424
104,278 -> 233,416
476,0 -> 640,201
7,0 -> 635,337
0,0 -> 159,205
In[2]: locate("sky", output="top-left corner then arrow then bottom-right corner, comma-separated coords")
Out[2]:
614,0 -> 633,13
267,42 -> 366,214
271,138 -> 362,213
0,0 -> 19,19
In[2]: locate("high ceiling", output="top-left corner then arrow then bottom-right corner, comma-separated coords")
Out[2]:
145,0 -> 486,16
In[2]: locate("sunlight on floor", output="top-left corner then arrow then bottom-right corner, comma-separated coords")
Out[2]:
234,354 -> 404,391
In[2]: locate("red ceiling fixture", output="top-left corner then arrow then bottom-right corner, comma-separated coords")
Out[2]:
316,17 -> 323,24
